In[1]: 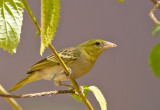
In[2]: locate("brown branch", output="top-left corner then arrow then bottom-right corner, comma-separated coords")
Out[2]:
151,0 -> 158,5
0,90 -> 75,98
149,1 -> 160,26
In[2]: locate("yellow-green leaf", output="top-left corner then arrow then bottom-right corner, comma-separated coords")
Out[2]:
0,0 -> 24,54
152,24 -> 160,37
117,0 -> 125,3
89,86 -> 107,110
71,86 -> 90,103
149,43 -> 160,78
41,0 -> 60,55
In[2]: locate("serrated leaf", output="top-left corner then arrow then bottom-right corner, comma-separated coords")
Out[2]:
83,86 -> 90,97
71,94 -> 83,103
149,43 -> 160,78
0,0 -> 24,54
71,86 -> 90,103
152,24 -> 160,37
89,86 -> 107,110
117,0 -> 125,3
40,0 -> 60,55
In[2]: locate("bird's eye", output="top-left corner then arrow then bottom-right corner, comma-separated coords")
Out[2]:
95,42 -> 101,46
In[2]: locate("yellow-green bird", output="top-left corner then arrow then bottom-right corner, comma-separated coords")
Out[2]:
9,39 -> 116,92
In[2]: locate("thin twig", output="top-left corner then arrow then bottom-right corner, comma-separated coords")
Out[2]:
0,85 -> 22,110
0,90 -> 75,98
151,0 -> 160,9
151,0 -> 158,5
21,0 -> 41,34
149,1 -> 160,26
20,0 -> 94,110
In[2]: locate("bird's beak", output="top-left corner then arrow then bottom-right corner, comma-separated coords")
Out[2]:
103,41 -> 117,50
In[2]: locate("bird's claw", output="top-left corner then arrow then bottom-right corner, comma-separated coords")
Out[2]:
60,68 -> 72,78
75,86 -> 84,95
67,68 -> 72,77
80,86 -> 84,94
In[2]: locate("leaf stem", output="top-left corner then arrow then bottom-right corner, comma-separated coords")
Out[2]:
0,85 -> 22,110
21,0 -> 93,109
21,0 -> 41,33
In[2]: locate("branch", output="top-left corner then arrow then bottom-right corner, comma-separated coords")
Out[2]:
0,89 -> 75,98
20,0 -> 93,110
21,0 -> 41,34
0,85 -> 22,110
151,0 -> 160,9
149,1 -> 160,26
151,0 -> 158,5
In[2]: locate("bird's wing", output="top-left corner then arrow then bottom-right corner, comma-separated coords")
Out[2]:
27,47 -> 81,74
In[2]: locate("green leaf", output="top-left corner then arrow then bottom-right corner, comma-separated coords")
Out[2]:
117,0 -> 125,3
89,86 -> 107,110
0,0 -> 24,54
40,0 -> 60,55
71,86 -> 90,103
71,93 -> 83,103
152,24 -> 160,37
149,43 -> 160,78
71,86 -> 107,110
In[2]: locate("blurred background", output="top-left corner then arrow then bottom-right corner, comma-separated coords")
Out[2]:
0,0 -> 160,110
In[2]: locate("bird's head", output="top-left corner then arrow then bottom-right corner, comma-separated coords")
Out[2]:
78,39 -> 117,60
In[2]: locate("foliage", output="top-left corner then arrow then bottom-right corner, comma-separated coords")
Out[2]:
117,0 -> 125,3
152,24 -> 160,37
149,43 -> 160,78
151,22 -> 160,78
41,0 -> 60,55
71,86 -> 107,110
71,86 -> 90,103
0,0 -> 24,54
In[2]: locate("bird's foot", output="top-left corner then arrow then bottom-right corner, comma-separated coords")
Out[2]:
74,86 -> 84,95
60,68 -> 72,78
54,81 -> 74,88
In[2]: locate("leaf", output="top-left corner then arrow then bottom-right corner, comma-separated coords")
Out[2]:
149,43 -> 160,78
117,0 -> 125,3
152,24 -> 160,37
89,86 -> 107,110
71,86 -> 107,110
40,0 -> 60,55
0,0 -> 24,54
71,93 -> 83,103
71,86 -> 90,103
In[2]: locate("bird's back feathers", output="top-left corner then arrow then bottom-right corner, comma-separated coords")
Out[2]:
27,47 -> 81,74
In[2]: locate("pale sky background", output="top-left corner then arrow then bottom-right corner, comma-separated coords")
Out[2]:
1,0 -> 160,110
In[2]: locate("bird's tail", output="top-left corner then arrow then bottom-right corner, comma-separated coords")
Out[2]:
9,73 -> 39,92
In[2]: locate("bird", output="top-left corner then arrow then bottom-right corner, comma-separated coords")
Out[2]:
9,39 -> 116,92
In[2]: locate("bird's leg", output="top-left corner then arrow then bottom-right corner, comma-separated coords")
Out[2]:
52,68 -> 73,88
54,81 -> 74,88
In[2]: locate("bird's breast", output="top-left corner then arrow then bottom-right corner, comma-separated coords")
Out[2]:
38,56 -> 94,82
67,57 -> 93,79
